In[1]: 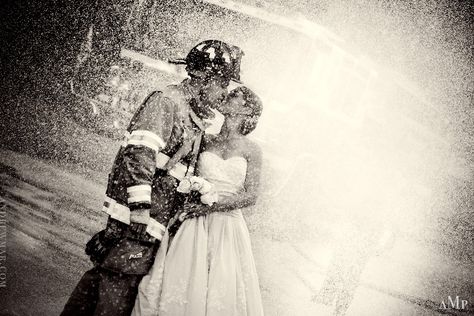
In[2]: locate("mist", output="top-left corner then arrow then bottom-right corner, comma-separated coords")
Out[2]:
0,0 -> 472,315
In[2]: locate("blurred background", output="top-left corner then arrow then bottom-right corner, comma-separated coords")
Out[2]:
0,0 -> 473,315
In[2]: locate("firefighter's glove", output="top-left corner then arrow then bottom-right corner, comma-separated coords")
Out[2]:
85,230 -> 113,265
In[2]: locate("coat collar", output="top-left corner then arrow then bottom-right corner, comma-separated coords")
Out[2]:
180,79 -> 210,132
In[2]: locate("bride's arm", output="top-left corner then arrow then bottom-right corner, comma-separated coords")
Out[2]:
185,142 -> 262,216
210,143 -> 262,212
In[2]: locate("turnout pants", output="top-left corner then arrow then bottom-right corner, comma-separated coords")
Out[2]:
60,267 -> 143,316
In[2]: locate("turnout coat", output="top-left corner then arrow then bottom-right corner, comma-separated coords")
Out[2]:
100,82 -> 206,273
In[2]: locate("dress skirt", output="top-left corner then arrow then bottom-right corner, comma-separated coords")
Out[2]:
132,210 -> 264,316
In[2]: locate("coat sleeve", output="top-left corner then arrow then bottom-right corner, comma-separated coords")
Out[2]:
122,91 -> 176,215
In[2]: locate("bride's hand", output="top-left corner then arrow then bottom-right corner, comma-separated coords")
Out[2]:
183,202 -> 210,219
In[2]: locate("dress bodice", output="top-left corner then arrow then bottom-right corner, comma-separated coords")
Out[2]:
197,151 -> 247,198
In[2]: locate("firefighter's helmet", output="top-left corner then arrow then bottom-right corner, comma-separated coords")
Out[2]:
170,40 -> 244,83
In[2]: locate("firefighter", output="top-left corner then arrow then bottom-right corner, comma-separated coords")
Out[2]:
61,40 -> 244,316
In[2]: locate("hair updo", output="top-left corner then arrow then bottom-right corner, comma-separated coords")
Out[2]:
228,86 -> 263,135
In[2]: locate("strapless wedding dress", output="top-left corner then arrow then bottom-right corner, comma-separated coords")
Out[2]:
132,151 -> 264,316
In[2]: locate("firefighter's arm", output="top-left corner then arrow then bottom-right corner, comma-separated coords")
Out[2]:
122,92 -> 176,234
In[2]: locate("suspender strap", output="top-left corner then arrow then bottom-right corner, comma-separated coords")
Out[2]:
185,131 -> 203,176
127,91 -> 160,130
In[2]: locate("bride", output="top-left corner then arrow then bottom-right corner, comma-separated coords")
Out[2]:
133,86 -> 265,316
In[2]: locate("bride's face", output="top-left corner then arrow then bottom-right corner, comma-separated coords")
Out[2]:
219,91 -> 252,118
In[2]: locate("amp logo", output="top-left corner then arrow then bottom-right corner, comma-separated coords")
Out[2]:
439,296 -> 469,310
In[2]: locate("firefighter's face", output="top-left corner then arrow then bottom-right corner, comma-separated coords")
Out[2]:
198,76 -> 228,110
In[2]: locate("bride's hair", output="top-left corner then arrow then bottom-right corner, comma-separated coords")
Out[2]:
228,86 -> 263,135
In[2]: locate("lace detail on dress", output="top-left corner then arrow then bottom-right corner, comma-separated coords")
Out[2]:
158,278 -> 189,313
207,283 -> 227,312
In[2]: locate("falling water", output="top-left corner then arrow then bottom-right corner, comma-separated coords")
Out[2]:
1,0 -> 472,315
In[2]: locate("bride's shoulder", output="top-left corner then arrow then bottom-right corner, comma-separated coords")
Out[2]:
241,138 -> 262,160
244,138 -> 261,151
